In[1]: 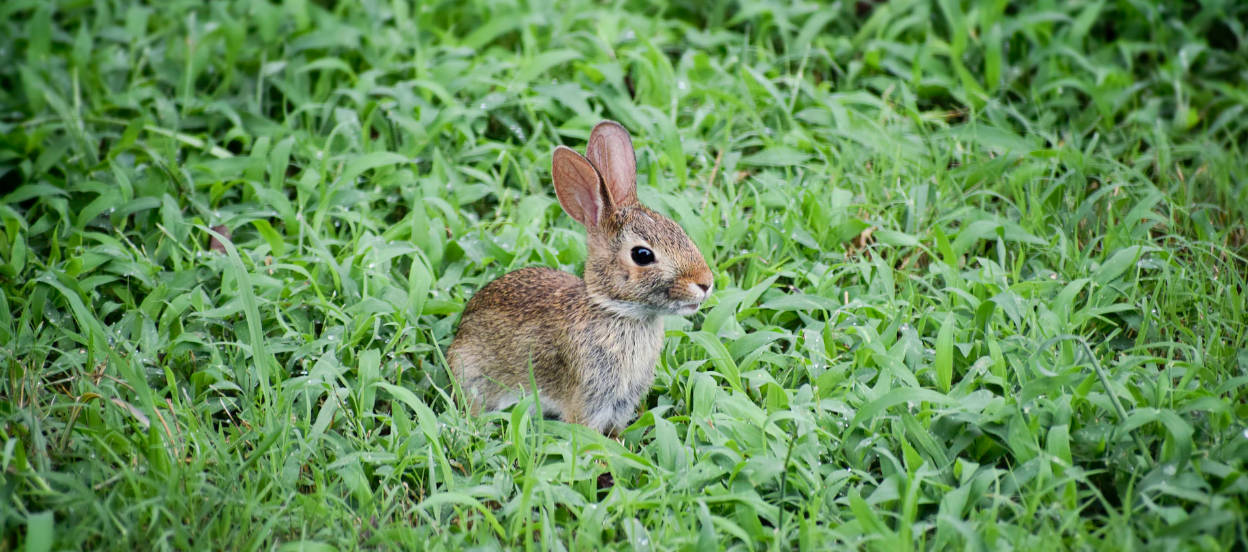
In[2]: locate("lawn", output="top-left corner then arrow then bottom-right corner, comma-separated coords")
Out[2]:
2,0 -> 1247,549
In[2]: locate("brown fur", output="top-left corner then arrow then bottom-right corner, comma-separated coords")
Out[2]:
447,121 -> 713,434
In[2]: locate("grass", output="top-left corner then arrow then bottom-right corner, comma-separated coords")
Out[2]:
2,0 -> 1247,549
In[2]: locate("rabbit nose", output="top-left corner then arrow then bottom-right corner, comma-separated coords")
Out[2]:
690,281 -> 712,299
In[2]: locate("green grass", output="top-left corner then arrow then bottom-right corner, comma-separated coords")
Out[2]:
2,0 -> 1247,549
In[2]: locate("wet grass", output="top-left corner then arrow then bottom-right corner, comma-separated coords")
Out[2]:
2,0 -> 1247,549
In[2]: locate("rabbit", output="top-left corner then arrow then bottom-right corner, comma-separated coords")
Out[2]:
447,120 -> 714,436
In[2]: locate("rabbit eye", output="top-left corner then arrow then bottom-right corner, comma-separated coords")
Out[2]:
630,246 -> 656,266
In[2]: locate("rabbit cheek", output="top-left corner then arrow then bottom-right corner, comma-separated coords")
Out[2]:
623,261 -> 650,285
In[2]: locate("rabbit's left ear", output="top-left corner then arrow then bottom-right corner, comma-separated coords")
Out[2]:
586,120 -> 638,209
552,146 -> 606,228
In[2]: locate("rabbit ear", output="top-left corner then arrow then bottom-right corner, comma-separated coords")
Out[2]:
585,121 -> 638,208
552,146 -> 605,228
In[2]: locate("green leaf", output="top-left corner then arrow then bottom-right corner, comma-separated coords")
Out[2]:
338,152 -> 410,187
25,512 -> 53,552
685,330 -> 742,393
851,388 -> 957,430
1093,246 -> 1156,285
251,219 -> 286,256
934,313 -> 955,392
740,146 -> 810,167
357,349 -> 380,418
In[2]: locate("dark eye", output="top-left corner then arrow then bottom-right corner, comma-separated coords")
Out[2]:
630,246 -> 656,266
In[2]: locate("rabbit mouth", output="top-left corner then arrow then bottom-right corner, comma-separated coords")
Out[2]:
592,295 -> 703,318
673,302 -> 703,315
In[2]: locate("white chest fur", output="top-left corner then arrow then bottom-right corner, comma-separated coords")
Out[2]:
575,315 -> 664,433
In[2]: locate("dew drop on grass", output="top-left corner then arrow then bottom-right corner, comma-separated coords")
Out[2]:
1163,464 -> 1177,476
1242,428 -> 1248,439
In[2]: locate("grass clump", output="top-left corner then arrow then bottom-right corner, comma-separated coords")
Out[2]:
2,0 -> 1246,549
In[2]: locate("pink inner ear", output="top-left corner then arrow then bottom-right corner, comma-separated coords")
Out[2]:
586,121 -> 638,208
552,147 -> 604,227
566,178 -> 600,226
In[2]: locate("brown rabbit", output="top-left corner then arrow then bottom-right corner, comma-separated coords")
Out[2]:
447,121 -> 713,435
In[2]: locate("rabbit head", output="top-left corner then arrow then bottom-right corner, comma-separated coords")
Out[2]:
552,121 -> 713,319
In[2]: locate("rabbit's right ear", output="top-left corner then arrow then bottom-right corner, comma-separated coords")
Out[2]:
552,146 -> 605,228
586,121 -> 638,208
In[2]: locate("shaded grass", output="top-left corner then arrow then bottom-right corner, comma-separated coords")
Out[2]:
2,0 -> 1247,549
